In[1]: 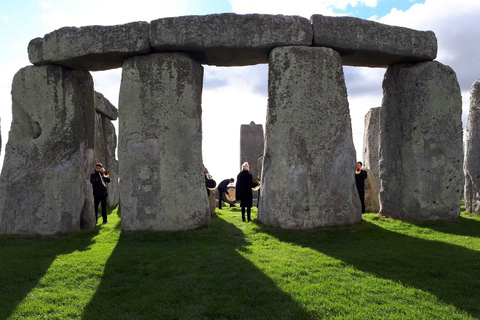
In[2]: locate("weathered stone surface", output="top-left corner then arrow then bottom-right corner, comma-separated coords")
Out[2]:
95,91 -> 118,120
28,22 -> 150,71
379,61 -> 463,220
259,46 -> 361,229
0,65 -> 96,235
150,13 -> 313,66
93,108 -> 119,208
208,189 -> 217,216
363,107 -> 381,191
119,52 -> 210,231
464,80 -> 480,213
364,168 -> 380,213
311,15 -> 437,67
240,121 -> 264,180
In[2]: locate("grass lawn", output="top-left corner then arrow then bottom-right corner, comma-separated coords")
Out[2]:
0,205 -> 479,319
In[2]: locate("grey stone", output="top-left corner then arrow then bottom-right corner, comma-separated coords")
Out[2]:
28,22 -> 150,71
363,168 -> 380,213
363,107 -> 381,191
119,52 -> 210,231
240,121 -> 264,180
379,61 -> 463,220
464,80 -> 480,213
311,15 -> 437,67
258,46 -> 361,229
150,13 -> 313,66
95,91 -> 118,120
93,109 -> 119,208
208,189 -> 217,216
0,65 -> 96,235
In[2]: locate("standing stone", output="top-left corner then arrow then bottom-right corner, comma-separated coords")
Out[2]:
379,61 -> 463,220
94,92 -> 119,208
259,46 -> 361,229
240,121 -> 264,180
464,80 -> 480,213
119,53 -> 210,231
0,65 -> 95,235
363,168 -> 380,213
363,107 -> 381,192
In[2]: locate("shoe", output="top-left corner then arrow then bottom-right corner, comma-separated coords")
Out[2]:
103,221 -> 109,224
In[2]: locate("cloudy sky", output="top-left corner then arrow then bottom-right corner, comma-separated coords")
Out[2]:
0,0 -> 479,181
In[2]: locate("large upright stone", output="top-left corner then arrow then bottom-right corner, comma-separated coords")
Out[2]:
364,168 -> 380,213
0,65 -> 95,235
150,14 -> 313,66
240,121 -> 264,180
363,107 -> 381,191
93,93 -> 119,208
28,22 -> 150,71
95,91 -> 118,120
259,46 -> 361,229
379,61 -> 463,220
311,15 -> 437,67
464,80 -> 480,213
119,52 -> 210,231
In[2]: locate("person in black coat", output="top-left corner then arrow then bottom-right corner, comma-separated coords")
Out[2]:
90,163 -> 110,224
217,178 -> 234,209
355,161 -> 368,214
236,162 -> 256,222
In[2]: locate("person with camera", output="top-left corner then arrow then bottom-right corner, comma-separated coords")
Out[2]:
90,163 -> 110,224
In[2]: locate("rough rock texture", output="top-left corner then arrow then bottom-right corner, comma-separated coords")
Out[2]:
93,93 -> 119,208
258,46 -> 361,229
95,91 -> 118,120
150,13 -> 313,66
379,61 -> 463,220
364,168 -> 380,213
119,52 -> 210,231
464,80 -> 480,213
363,107 -> 381,191
208,189 -> 217,216
311,15 -> 437,67
28,22 -> 150,71
240,121 -> 264,180
0,65 -> 96,235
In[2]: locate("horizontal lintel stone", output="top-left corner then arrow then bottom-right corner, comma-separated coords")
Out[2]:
28,21 -> 151,71
311,14 -> 437,68
150,13 -> 313,66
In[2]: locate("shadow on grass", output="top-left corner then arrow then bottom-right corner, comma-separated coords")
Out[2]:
82,218 -> 313,320
0,229 -> 97,319
256,220 -> 480,319
409,215 -> 480,238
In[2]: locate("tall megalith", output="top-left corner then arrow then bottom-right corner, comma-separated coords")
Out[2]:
240,121 -> 264,180
363,107 -> 381,184
259,46 -> 361,229
119,53 -> 210,231
0,65 -> 95,235
464,80 -> 480,213
379,61 -> 463,220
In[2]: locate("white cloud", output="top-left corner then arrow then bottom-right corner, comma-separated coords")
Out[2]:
2,16 -> 9,22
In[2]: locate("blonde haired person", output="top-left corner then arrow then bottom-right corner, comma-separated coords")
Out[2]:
235,162 -> 257,222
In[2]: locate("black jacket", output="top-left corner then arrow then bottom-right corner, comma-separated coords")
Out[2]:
218,179 -> 231,193
236,170 -> 256,208
90,171 -> 110,198
355,170 -> 368,193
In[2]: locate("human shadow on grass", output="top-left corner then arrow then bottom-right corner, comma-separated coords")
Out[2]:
0,229 -> 98,319
256,221 -> 480,318
409,215 -> 480,238
82,218 -> 314,320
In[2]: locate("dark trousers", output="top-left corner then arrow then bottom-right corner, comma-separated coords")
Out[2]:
94,196 -> 108,223
358,190 -> 366,214
218,190 -> 225,209
241,206 -> 251,221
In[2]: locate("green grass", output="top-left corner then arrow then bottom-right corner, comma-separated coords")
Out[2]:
1,205 -> 479,319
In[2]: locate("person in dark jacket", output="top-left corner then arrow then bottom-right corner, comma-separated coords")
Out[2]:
236,162 -> 256,222
355,161 -> 368,214
90,163 -> 110,224
217,178 -> 234,209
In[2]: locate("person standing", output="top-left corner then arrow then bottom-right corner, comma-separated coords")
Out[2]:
355,161 -> 368,214
217,178 -> 234,209
236,162 -> 256,222
90,163 -> 110,224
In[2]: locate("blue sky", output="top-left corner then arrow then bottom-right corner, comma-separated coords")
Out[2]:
0,0 -> 479,180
